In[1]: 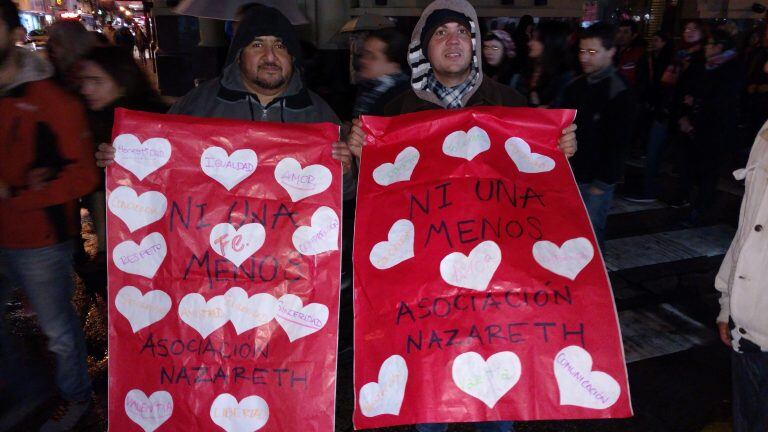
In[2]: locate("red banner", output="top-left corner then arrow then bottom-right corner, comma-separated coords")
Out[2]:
353,107 -> 632,429
106,109 -> 341,432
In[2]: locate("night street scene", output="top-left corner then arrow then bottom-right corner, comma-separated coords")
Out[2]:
1,0 -> 767,431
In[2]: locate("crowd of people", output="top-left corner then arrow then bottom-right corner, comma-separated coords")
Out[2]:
0,0 -> 767,430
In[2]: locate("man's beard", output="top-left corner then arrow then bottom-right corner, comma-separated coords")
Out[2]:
253,62 -> 287,90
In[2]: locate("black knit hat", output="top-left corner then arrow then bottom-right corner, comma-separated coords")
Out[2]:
225,4 -> 301,67
420,9 -> 472,53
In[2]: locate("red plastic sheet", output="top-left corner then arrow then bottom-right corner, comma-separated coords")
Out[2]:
353,107 -> 632,429
106,109 -> 341,432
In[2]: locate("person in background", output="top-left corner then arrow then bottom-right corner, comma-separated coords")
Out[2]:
0,1 -> 98,430
113,26 -> 135,54
676,29 -> 743,226
562,22 -> 637,248
512,14 -> 534,66
47,20 -> 97,91
354,28 -> 410,117
77,46 -> 168,300
715,119 -> 768,432
614,19 -> 649,91
625,31 -> 675,203
513,20 -> 574,108
482,29 -> 517,85
132,22 -> 148,66
668,19 -> 707,209
102,22 -> 115,44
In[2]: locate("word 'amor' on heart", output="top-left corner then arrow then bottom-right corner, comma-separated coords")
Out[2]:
274,158 -> 332,202
124,389 -> 173,432
359,355 -> 408,418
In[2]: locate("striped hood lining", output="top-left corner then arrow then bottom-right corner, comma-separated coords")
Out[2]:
407,0 -> 484,108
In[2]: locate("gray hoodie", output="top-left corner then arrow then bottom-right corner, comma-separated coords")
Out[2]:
407,0 -> 485,108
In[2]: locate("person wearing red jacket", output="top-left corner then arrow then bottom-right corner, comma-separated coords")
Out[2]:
0,1 -> 98,430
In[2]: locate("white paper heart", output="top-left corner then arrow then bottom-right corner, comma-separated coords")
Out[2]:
359,355 -> 408,417
124,389 -> 173,432
452,351 -> 522,409
275,294 -> 328,342
532,237 -> 594,280
210,393 -> 269,432
108,186 -> 168,232
554,345 -> 621,409
209,223 -> 266,267
373,147 -> 420,186
112,232 -> 167,279
113,134 -> 171,181
224,287 -> 277,335
292,206 -> 339,256
178,293 -> 229,339
369,219 -> 415,270
201,147 -> 258,191
274,158 -> 332,202
115,286 -> 171,333
505,137 -> 555,173
440,241 -> 501,291
443,126 -> 490,161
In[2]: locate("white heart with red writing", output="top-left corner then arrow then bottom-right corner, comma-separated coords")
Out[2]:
443,126 -> 490,161
178,293 -> 229,339
532,237 -> 594,280
115,286 -> 171,333
113,134 -> 171,181
369,219 -> 415,270
373,146 -> 420,186
274,158 -> 332,202
124,389 -> 173,432
210,393 -> 269,432
275,294 -> 329,342
292,206 -> 339,256
224,287 -> 277,335
209,223 -> 266,267
201,147 -> 258,191
452,351 -> 522,409
554,345 -> 621,409
505,137 -> 555,173
112,232 -> 167,279
108,186 -> 167,232
440,240 -> 501,291
359,355 -> 408,417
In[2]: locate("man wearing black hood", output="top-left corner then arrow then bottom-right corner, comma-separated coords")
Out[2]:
97,5 -> 352,173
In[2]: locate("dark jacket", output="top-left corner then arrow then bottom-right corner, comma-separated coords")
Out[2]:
562,66 -> 637,185
382,78 -> 526,115
685,55 -> 743,150
168,62 -> 339,124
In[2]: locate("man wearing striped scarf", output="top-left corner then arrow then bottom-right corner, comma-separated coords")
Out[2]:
348,2 -> 576,431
